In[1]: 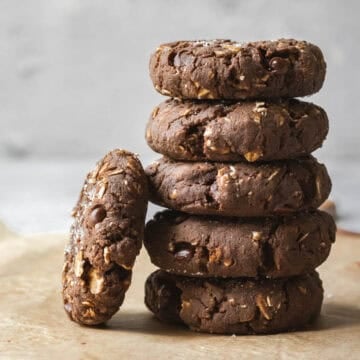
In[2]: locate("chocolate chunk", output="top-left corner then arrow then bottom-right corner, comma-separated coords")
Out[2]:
269,57 -> 289,74
173,242 -> 195,261
88,205 -> 107,227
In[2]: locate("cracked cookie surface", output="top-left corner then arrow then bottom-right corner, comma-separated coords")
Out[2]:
150,39 -> 326,100
62,149 -> 148,325
145,210 -> 335,278
146,98 -> 328,162
145,156 -> 331,217
145,270 -> 323,334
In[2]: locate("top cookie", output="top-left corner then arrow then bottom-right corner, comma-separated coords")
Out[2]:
150,39 -> 326,100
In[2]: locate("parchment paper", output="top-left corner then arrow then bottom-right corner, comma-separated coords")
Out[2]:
0,223 -> 359,359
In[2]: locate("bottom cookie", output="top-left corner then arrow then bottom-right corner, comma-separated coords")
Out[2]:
145,270 -> 323,335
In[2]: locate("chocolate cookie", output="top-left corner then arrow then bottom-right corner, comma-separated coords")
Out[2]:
145,157 -> 331,217
145,210 -> 335,278
146,98 -> 328,162
145,270 -> 323,334
149,39 -> 326,100
62,149 -> 148,325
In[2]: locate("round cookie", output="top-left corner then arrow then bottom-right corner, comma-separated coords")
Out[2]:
62,149 -> 148,325
149,39 -> 326,100
145,210 -> 336,278
146,98 -> 328,162
145,270 -> 323,334
145,156 -> 331,217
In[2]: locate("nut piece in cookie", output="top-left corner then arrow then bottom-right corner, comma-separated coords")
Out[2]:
62,149 -> 148,325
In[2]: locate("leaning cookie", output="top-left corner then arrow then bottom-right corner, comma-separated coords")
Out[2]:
62,149 -> 148,325
145,210 -> 336,278
145,270 -> 323,334
150,39 -> 326,100
146,98 -> 328,162
145,156 -> 331,217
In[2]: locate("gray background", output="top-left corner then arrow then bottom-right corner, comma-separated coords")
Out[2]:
0,0 -> 359,233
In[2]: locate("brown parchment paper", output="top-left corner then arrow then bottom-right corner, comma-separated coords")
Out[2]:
0,222 -> 359,360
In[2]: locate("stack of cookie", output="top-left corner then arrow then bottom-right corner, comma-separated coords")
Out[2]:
144,39 -> 336,334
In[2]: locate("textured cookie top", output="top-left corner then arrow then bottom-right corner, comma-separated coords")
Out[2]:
150,39 -> 326,99
146,156 -> 331,217
146,98 -> 328,162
